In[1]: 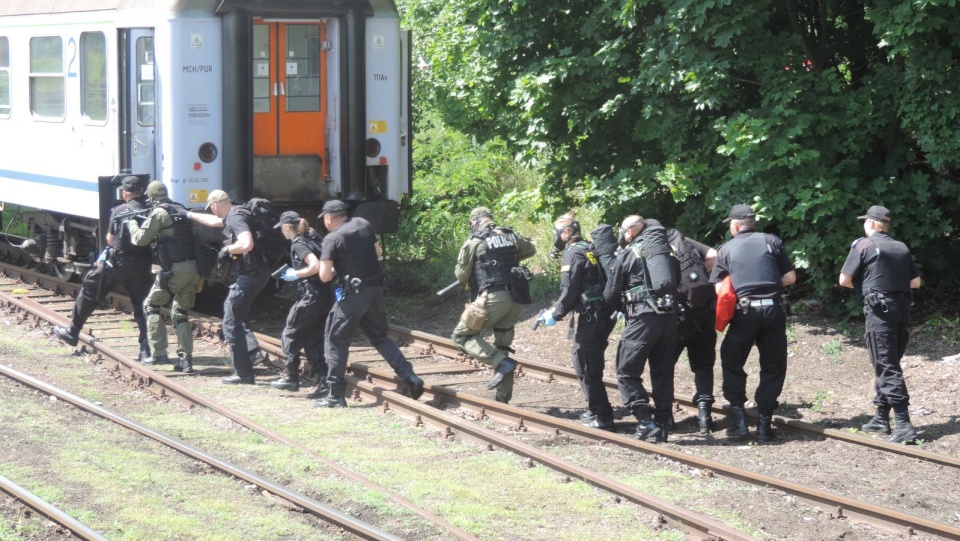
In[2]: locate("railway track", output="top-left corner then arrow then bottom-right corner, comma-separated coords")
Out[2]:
1,252 -> 959,539
0,472 -> 107,541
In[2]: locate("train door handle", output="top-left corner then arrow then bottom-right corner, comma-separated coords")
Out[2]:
279,82 -> 286,96
133,136 -> 147,155
273,83 -> 278,96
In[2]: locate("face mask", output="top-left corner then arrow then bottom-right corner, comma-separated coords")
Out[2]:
553,228 -> 567,252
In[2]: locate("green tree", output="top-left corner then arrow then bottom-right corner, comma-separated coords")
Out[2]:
401,0 -> 960,299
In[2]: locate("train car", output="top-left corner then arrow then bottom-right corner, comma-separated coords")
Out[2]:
0,0 -> 411,280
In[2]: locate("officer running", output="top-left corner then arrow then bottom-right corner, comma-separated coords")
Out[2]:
180,190 -> 269,384
271,211 -> 335,398
603,216 -> 678,442
127,181 -> 200,373
537,212 -> 616,430
666,227 -> 718,433
316,200 -> 425,407
839,205 -> 921,444
53,176 -> 153,359
451,207 -> 537,404
709,204 -> 795,444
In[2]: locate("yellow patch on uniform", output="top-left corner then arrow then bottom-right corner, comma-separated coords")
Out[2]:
561,265 -> 571,272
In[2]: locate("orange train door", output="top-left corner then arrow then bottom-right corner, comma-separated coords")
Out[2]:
252,20 -> 327,173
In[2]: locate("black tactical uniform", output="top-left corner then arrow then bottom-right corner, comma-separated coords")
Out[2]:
666,229 -> 717,433
221,203 -> 270,382
53,177 -> 153,357
319,214 -> 423,406
710,222 -> 794,442
603,221 -> 678,441
841,206 -> 919,443
551,239 -> 616,429
277,231 -> 334,394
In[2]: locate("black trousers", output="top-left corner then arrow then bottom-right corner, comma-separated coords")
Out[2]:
281,284 -> 334,379
71,259 -> 152,348
324,286 -> 415,396
668,304 -> 717,404
616,311 -> 677,424
864,297 -> 911,409
719,304 -> 787,414
571,311 -> 616,420
223,267 -> 270,378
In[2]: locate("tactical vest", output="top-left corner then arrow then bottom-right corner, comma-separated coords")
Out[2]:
860,234 -> 913,294
154,202 -> 196,267
471,227 -> 520,292
112,198 -> 152,261
727,232 -> 782,297
291,234 -> 324,287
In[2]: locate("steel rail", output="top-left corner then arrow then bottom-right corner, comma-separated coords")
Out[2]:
342,377 -> 759,541
385,324 -> 960,470
0,364 -> 400,541
0,473 -> 109,541
0,285 -> 477,541
348,362 -> 960,541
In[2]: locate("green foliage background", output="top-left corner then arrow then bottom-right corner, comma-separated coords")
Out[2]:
398,0 -> 960,308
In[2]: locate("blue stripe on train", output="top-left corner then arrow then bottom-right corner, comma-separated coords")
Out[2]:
0,169 -> 98,192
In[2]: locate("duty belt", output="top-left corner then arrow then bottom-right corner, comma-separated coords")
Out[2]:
623,285 -> 647,303
484,284 -> 510,293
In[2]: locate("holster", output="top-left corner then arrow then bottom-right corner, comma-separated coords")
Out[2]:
158,268 -> 174,291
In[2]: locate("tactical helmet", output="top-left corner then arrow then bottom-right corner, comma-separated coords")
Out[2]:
146,181 -> 168,200
469,206 -> 492,221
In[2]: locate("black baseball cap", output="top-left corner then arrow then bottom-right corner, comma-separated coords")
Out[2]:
317,199 -> 349,218
274,210 -> 301,228
722,204 -> 755,223
857,205 -> 892,223
121,175 -> 144,192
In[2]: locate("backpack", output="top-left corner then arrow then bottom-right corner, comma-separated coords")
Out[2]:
588,224 -> 619,287
240,198 -> 289,264
194,240 -> 235,283
669,229 -> 714,309
629,222 -> 680,302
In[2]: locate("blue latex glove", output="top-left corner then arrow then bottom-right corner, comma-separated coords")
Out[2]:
281,268 -> 298,282
335,287 -> 345,302
538,311 -> 557,327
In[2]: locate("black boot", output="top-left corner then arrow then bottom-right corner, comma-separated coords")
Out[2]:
755,413 -> 776,444
579,411 -> 598,424
633,405 -> 660,441
271,375 -> 300,391
665,413 -> 676,432
174,354 -> 194,374
305,382 -> 330,399
487,358 -> 517,390
726,405 -> 749,438
654,423 -> 669,443
250,349 -> 265,366
861,404 -> 891,435
139,341 -> 151,362
697,401 -> 714,434
315,393 -> 347,408
222,372 -> 254,385
888,407 -> 917,444
584,411 -> 614,431
53,325 -> 79,347
405,375 -> 425,400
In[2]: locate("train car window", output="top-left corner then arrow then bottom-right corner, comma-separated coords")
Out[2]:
136,37 -> 155,126
253,24 -> 270,113
285,25 -> 320,113
29,36 -> 65,119
80,32 -> 107,122
0,37 -> 9,117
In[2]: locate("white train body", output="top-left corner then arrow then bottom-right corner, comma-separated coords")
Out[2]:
0,0 -> 410,277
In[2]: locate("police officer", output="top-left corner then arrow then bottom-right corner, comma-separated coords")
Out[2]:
53,176 -> 153,359
181,190 -> 269,384
127,181 -> 200,373
666,228 -> 718,433
271,211 -> 334,398
452,207 -> 537,404
839,205 -> 921,444
537,212 -> 616,429
709,204 -> 795,444
316,200 -> 425,407
603,216 -> 678,442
